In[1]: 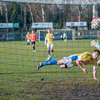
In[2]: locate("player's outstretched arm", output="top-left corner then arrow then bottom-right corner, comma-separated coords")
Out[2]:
91,40 -> 100,49
76,60 -> 88,74
91,40 -> 97,47
95,44 -> 100,49
93,66 -> 98,81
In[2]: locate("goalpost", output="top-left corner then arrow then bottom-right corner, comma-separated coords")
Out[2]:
37,28 -> 100,41
37,29 -> 75,41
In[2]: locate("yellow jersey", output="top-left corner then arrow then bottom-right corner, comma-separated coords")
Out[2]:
63,33 -> 66,38
73,52 -> 97,66
26,34 -> 30,39
46,33 -> 54,44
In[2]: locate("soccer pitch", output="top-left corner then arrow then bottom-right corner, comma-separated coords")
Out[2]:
0,40 -> 100,99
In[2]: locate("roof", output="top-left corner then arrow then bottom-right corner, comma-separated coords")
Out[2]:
1,0 -> 100,4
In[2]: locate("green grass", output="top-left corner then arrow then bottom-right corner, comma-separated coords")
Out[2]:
0,40 -> 100,100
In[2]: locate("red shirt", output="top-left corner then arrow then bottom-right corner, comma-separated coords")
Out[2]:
30,33 -> 36,42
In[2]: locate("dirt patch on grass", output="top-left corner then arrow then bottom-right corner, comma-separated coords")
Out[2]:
0,79 -> 100,99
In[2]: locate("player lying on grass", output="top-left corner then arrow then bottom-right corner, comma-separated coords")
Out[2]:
91,40 -> 100,49
37,49 -> 100,80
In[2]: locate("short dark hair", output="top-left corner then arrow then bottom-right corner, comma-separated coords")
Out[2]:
93,49 -> 100,55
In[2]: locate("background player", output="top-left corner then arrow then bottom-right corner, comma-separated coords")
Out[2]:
63,32 -> 67,42
37,49 -> 100,80
26,32 -> 31,48
46,29 -> 54,56
30,30 -> 37,52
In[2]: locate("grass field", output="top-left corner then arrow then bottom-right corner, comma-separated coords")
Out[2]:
0,40 -> 100,100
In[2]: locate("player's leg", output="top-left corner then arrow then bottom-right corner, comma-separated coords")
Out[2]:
64,38 -> 66,42
37,58 -> 69,70
57,60 -> 66,68
32,42 -> 36,52
33,42 -> 35,50
47,43 -> 51,55
26,39 -> 30,46
59,64 -> 67,68
51,44 -> 54,56
37,57 -> 58,70
37,56 -> 70,70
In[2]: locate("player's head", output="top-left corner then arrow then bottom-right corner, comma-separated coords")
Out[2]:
48,29 -> 51,33
92,49 -> 100,59
32,30 -> 35,34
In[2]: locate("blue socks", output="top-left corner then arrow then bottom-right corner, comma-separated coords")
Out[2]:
48,50 -> 50,55
41,57 -> 57,66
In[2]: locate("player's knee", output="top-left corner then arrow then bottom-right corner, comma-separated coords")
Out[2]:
51,49 -> 54,52
48,47 -> 50,50
60,64 -> 67,68
57,60 -> 62,64
58,60 -> 64,65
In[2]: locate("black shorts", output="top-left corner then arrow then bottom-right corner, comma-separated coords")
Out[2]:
32,41 -> 35,45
